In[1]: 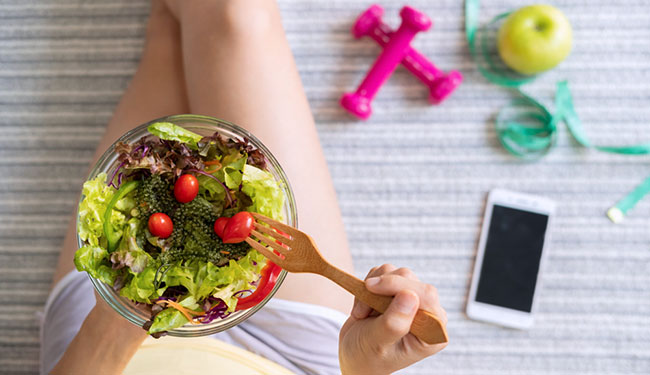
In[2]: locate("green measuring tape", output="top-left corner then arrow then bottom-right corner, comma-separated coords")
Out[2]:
465,0 -> 650,223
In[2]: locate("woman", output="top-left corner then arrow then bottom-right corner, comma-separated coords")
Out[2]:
42,1 -> 448,374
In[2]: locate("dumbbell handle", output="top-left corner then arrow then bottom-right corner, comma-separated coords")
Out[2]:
352,7 -> 431,101
367,22 -> 444,86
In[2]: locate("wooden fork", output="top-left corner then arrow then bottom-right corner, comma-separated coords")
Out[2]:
245,212 -> 448,345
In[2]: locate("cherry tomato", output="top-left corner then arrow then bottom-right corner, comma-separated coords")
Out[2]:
214,217 -> 229,239
222,212 -> 254,243
148,213 -> 173,238
174,174 -> 199,203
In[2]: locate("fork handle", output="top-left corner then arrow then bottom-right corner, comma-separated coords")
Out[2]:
321,265 -> 448,345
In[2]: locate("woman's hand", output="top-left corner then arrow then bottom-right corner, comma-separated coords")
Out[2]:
338,264 -> 448,375
51,295 -> 148,375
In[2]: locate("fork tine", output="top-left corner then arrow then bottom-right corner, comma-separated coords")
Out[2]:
245,238 -> 284,265
251,213 -> 296,234
250,230 -> 290,255
254,223 -> 294,245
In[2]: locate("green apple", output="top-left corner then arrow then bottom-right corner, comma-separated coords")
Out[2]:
497,4 -> 572,75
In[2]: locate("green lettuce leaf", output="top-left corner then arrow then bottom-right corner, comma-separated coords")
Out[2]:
94,265 -> 120,286
114,194 -> 136,212
160,263 -> 196,295
197,174 -> 226,204
210,252 -> 267,310
160,257 -> 261,305
197,153 -> 247,204
179,295 -> 200,309
73,245 -> 119,286
217,154 -> 247,189
77,173 -> 116,247
147,122 -> 203,150
75,173 -> 134,287
74,245 -> 107,273
242,164 -> 284,220
119,265 -> 159,303
147,296 -> 201,334
104,180 -> 140,253
146,251 -> 266,334
110,218 -> 152,273
155,249 -> 265,314
148,308 -> 188,334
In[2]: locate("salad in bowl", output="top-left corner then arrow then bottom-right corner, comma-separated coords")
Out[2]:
74,116 -> 295,337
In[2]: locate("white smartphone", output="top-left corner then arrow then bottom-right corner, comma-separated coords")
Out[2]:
466,189 -> 556,329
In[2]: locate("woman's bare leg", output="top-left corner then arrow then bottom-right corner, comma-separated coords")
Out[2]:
166,0 -> 355,313
52,1 -> 189,286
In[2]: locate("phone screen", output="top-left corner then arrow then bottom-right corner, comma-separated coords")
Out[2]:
475,204 -> 549,312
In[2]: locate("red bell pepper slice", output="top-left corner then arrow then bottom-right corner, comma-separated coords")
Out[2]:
235,227 -> 288,310
235,260 -> 282,310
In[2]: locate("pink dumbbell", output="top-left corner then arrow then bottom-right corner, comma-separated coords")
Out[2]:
341,6 -> 432,120
352,4 -> 463,105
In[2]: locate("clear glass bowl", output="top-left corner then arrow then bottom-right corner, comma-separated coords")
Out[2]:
77,114 -> 296,337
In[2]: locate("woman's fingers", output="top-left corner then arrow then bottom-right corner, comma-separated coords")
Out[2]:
393,267 -> 420,281
352,264 -> 447,328
348,264 -> 448,365
365,274 -> 447,326
365,290 -> 420,348
369,264 -> 397,277
350,297 -> 371,319
351,264 -> 399,319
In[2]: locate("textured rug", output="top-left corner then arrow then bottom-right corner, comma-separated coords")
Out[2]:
1,0 -> 649,374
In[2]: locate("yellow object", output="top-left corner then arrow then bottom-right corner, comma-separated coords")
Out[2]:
497,4 -> 573,75
123,336 -> 294,375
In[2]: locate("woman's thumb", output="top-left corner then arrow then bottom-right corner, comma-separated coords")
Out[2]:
368,290 -> 419,346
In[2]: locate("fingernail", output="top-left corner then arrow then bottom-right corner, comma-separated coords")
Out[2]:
394,292 -> 417,314
366,277 -> 380,287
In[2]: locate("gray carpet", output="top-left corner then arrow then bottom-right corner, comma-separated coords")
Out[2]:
1,0 -> 649,373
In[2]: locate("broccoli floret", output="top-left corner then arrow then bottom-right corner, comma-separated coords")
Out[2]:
134,174 -> 251,266
164,195 -> 249,265
135,174 -> 179,218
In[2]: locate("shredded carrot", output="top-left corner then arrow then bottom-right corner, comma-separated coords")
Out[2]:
204,160 -> 222,173
220,251 -> 230,255
157,300 -> 204,316
156,300 -> 204,324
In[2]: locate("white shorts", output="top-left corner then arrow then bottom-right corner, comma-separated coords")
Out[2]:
40,271 -> 347,375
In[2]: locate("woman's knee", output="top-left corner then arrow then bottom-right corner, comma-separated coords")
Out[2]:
221,0 -> 275,39
182,0 -> 276,42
